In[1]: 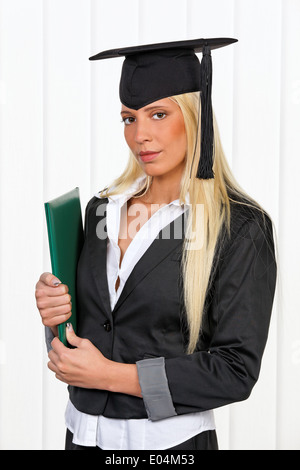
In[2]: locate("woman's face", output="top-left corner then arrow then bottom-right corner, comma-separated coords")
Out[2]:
121,98 -> 187,179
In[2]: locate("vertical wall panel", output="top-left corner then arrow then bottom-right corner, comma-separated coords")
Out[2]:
43,0 -> 91,206
277,0 -> 300,450
187,0 -> 235,167
0,0 -> 44,449
229,0 -> 281,450
187,1 -> 235,449
138,0 -> 187,43
232,0 -> 281,221
89,0 -> 140,195
42,0 -> 92,449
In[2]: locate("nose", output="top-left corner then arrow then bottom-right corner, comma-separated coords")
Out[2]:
134,118 -> 152,144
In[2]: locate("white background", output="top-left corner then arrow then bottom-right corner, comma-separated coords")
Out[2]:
0,0 -> 299,450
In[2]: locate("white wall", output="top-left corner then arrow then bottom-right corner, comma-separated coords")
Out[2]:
0,0 -> 299,450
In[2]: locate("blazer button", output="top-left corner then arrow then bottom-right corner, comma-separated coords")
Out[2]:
103,321 -> 111,332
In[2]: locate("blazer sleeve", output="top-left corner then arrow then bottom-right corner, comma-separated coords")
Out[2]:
136,212 -> 277,420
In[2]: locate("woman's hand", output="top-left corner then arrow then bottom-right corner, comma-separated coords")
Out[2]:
48,324 -> 142,397
48,324 -> 111,389
35,272 -> 72,336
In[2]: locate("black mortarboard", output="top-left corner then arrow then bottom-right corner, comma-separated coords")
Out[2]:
89,38 -> 237,179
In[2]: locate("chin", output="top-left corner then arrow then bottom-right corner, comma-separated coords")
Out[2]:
142,168 -> 166,177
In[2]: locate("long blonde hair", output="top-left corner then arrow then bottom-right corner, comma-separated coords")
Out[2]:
100,92 -> 260,353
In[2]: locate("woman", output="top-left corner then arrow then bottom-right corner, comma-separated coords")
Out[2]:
35,39 -> 277,450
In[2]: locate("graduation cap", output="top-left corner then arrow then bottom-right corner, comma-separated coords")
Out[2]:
89,37 -> 237,179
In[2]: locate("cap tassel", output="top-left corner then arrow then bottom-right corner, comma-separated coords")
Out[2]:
196,45 -> 214,179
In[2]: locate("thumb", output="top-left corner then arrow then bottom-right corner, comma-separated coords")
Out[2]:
66,323 -> 81,347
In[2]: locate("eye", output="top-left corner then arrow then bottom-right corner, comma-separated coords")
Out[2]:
153,112 -> 166,120
122,116 -> 136,125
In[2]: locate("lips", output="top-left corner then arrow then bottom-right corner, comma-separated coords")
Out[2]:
139,151 -> 161,162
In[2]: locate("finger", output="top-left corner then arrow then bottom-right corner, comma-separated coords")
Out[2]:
36,292 -> 71,309
40,305 -> 72,328
47,359 -> 57,374
45,283 -> 69,297
47,359 -> 65,383
39,272 -> 62,287
65,323 -> 82,348
51,336 -> 68,355
43,314 -> 72,329
37,273 -> 69,297
35,281 -> 69,300
48,347 -> 59,366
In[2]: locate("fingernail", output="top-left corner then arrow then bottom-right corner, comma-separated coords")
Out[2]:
66,323 -> 73,331
52,279 -> 61,286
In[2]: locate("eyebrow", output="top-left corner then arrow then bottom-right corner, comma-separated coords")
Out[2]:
120,104 -> 171,115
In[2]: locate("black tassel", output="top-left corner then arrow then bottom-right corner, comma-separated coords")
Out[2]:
196,45 -> 214,179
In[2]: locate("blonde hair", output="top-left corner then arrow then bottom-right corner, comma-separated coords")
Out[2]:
100,92 -> 260,353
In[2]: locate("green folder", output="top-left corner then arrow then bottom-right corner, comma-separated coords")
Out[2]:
44,188 -> 84,346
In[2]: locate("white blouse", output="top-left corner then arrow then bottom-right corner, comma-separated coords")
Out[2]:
65,177 -> 215,450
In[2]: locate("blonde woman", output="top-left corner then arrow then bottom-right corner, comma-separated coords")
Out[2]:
35,39 -> 277,450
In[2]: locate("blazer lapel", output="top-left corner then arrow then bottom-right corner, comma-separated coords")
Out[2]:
86,197 -> 186,318
86,197 -> 112,318
113,213 -> 185,314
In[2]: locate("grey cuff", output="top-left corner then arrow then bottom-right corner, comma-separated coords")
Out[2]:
45,326 -> 55,353
136,357 -> 177,421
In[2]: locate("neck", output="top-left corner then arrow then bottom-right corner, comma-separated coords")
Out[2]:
143,171 -> 183,205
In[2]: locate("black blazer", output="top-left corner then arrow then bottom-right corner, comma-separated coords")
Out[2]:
69,195 -> 277,419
